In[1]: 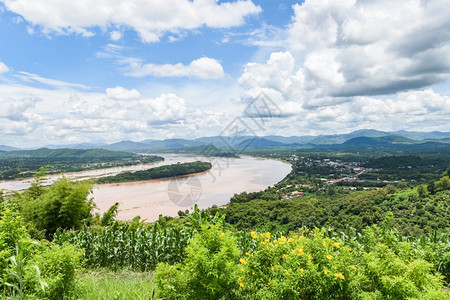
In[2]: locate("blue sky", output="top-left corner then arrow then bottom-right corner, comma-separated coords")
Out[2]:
0,0 -> 449,148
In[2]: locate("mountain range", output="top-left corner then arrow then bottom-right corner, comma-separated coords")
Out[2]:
1,129 -> 449,152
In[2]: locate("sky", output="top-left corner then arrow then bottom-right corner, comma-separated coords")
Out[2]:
0,0 -> 449,148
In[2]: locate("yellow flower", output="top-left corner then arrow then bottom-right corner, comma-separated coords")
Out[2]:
202,283 -> 206,287
285,270 -> 289,275
240,283 -> 244,287
323,242 -> 327,247
326,255 -> 333,261
246,252 -> 250,256
282,254 -> 288,259
238,276 -> 242,282
220,232 -> 225,238
251,231 -> 258,239
297,249 -> 304,256
268,282 -> 271,286
308,254 -> 312,260
350,265 -> 357,271
334,273 -> 345,280
264,232 -> 271,239
332,242 -> 340,249
279,236 -> 287,245
288,238 -> 294,243
300,268 -> 304,273
324,270 -> 329,275
240,258 -> 247,265
240,267 -> 244,272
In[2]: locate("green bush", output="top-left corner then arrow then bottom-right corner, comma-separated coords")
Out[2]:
155,225 -> 240,299
19,177 -> 94,236
24,242 -> 82,299
155,227 -> 448,299
1,208 -> 82,299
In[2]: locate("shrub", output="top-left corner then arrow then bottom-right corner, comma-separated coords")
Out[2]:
155,227 -> 448,299
155,225 -> 240,299
24,242 -> 83,299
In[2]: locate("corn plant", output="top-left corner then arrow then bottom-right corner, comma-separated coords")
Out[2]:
54,222 -> 194,271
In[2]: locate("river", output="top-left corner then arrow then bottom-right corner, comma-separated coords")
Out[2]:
0,154 -> 291,222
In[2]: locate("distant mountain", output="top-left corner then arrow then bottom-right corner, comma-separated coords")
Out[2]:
104,141 -> 150,151
238,137 -> 288,149
45,143 -> 106,149
2,129 -> 449,152
0,148 -> 136,158
343,137 -> 391,146
308,129 -> 390,144
392,130 -> 450,140
263,135 -> 316,144
0,145 -> 19,151
146,139 -> 207,149
376,135 -> 416,144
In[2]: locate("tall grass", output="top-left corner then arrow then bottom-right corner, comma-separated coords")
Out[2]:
71,269 -> 157,300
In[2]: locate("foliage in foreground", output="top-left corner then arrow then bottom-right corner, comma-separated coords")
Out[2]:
71,269 -> 157,300
155,225 -> 449,300
0,209 -> 82,299
15,168 -> 95,237
54,221 -> 194,271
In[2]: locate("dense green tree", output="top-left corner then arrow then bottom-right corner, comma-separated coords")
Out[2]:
19,177 -> 94,236
439,176 -> 450,190
417,184 -> 426,198
427,180 -> 436,195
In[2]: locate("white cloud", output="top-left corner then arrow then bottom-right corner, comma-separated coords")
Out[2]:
125,57 -> 225,79
238,0 -> 450,133
106,86 -> 140,100
0,80 -> 235,147
1,0 -> 261,42
0,97 -> 39,121
138,94 -> 187,124
0,62 -> 9,73
285,0 -> 450,97
15,71 -> 90,89
109,30 -> 122,41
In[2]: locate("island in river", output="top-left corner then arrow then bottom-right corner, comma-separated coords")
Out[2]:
95,161 -> 212,184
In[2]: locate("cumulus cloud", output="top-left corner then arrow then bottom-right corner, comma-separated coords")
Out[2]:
1,0 -> 261,42
0,97 -> 39,121
106,86 -> 140,100
285,0 -> 450,97
0,62 -> 9,73
125,57 -> 225,79
138,94 -> 187,124
238,0 -> 450,134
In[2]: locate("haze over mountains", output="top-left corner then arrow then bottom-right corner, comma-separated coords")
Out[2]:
1,129 -> 450,153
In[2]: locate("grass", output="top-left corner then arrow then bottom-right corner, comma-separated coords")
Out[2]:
70,269 -> 157,300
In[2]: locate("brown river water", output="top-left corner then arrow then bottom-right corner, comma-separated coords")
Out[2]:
0,155 -> 291,222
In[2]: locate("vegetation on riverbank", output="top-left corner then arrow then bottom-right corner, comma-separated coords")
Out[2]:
95,161 -> 212,184
0,148 -> 163,180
